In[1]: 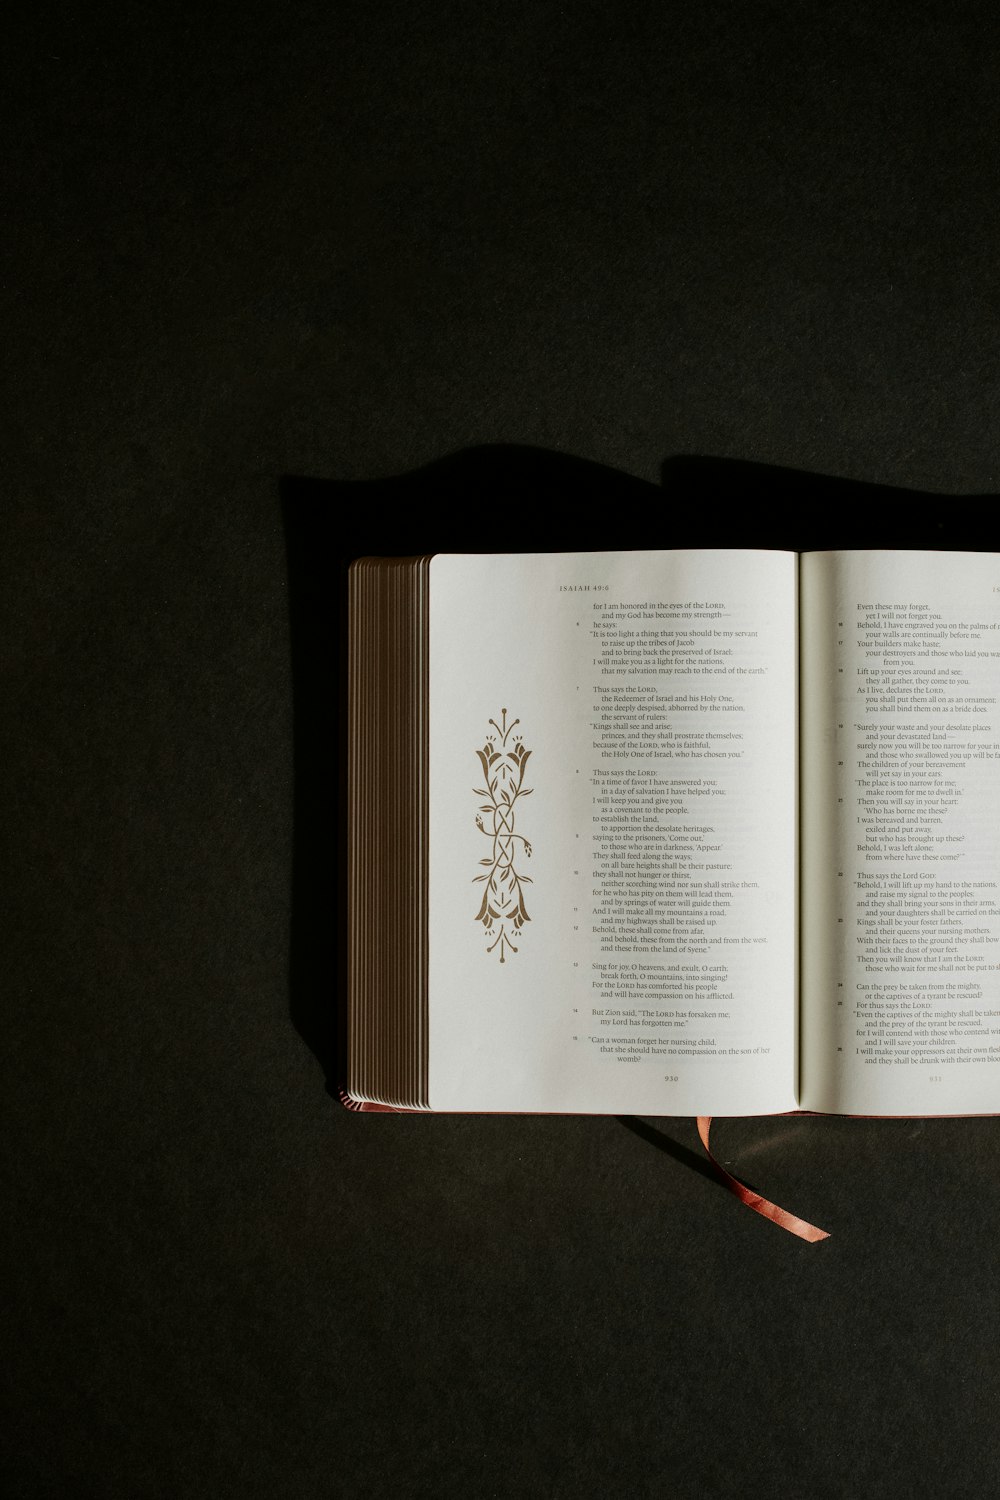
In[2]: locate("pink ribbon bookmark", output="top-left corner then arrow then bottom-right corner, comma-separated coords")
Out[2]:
696,1117 -> 830,1242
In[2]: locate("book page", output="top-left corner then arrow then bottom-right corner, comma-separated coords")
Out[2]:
801,551 -> 1000,1114
428,550 -> 798,1115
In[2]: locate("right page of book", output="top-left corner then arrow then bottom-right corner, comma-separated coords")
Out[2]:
800,550 -> 1000,1114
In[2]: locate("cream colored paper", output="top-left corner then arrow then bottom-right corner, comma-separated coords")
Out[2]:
801,551 -> 1000,1114
428,550 -> 798,1115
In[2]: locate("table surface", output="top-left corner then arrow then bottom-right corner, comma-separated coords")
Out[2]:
6,4 -> 1000,1495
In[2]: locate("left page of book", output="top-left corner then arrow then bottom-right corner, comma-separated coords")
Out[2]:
427,550 -> 799,1115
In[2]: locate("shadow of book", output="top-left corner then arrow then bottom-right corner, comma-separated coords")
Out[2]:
659,456 -> 995,549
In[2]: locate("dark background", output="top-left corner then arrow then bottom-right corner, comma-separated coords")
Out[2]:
5,3 -> 1000,1495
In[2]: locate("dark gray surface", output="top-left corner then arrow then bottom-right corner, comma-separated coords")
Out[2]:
5,3 -> 1000,1495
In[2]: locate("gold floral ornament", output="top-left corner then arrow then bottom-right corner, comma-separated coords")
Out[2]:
473,708 -> 533,962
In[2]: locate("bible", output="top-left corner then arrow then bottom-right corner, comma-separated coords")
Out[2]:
348,549 -> 1000,1119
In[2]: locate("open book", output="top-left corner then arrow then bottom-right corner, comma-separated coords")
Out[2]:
348,549 -> 1000,1118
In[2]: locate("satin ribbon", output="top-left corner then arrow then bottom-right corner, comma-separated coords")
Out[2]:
696,1117 -> 830,1242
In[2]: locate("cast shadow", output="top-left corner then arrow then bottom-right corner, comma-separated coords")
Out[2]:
616,1116 -> 721,1186
658,455 -> 996,549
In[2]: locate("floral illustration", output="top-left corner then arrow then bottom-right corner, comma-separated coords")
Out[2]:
473,708 -> 533,962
